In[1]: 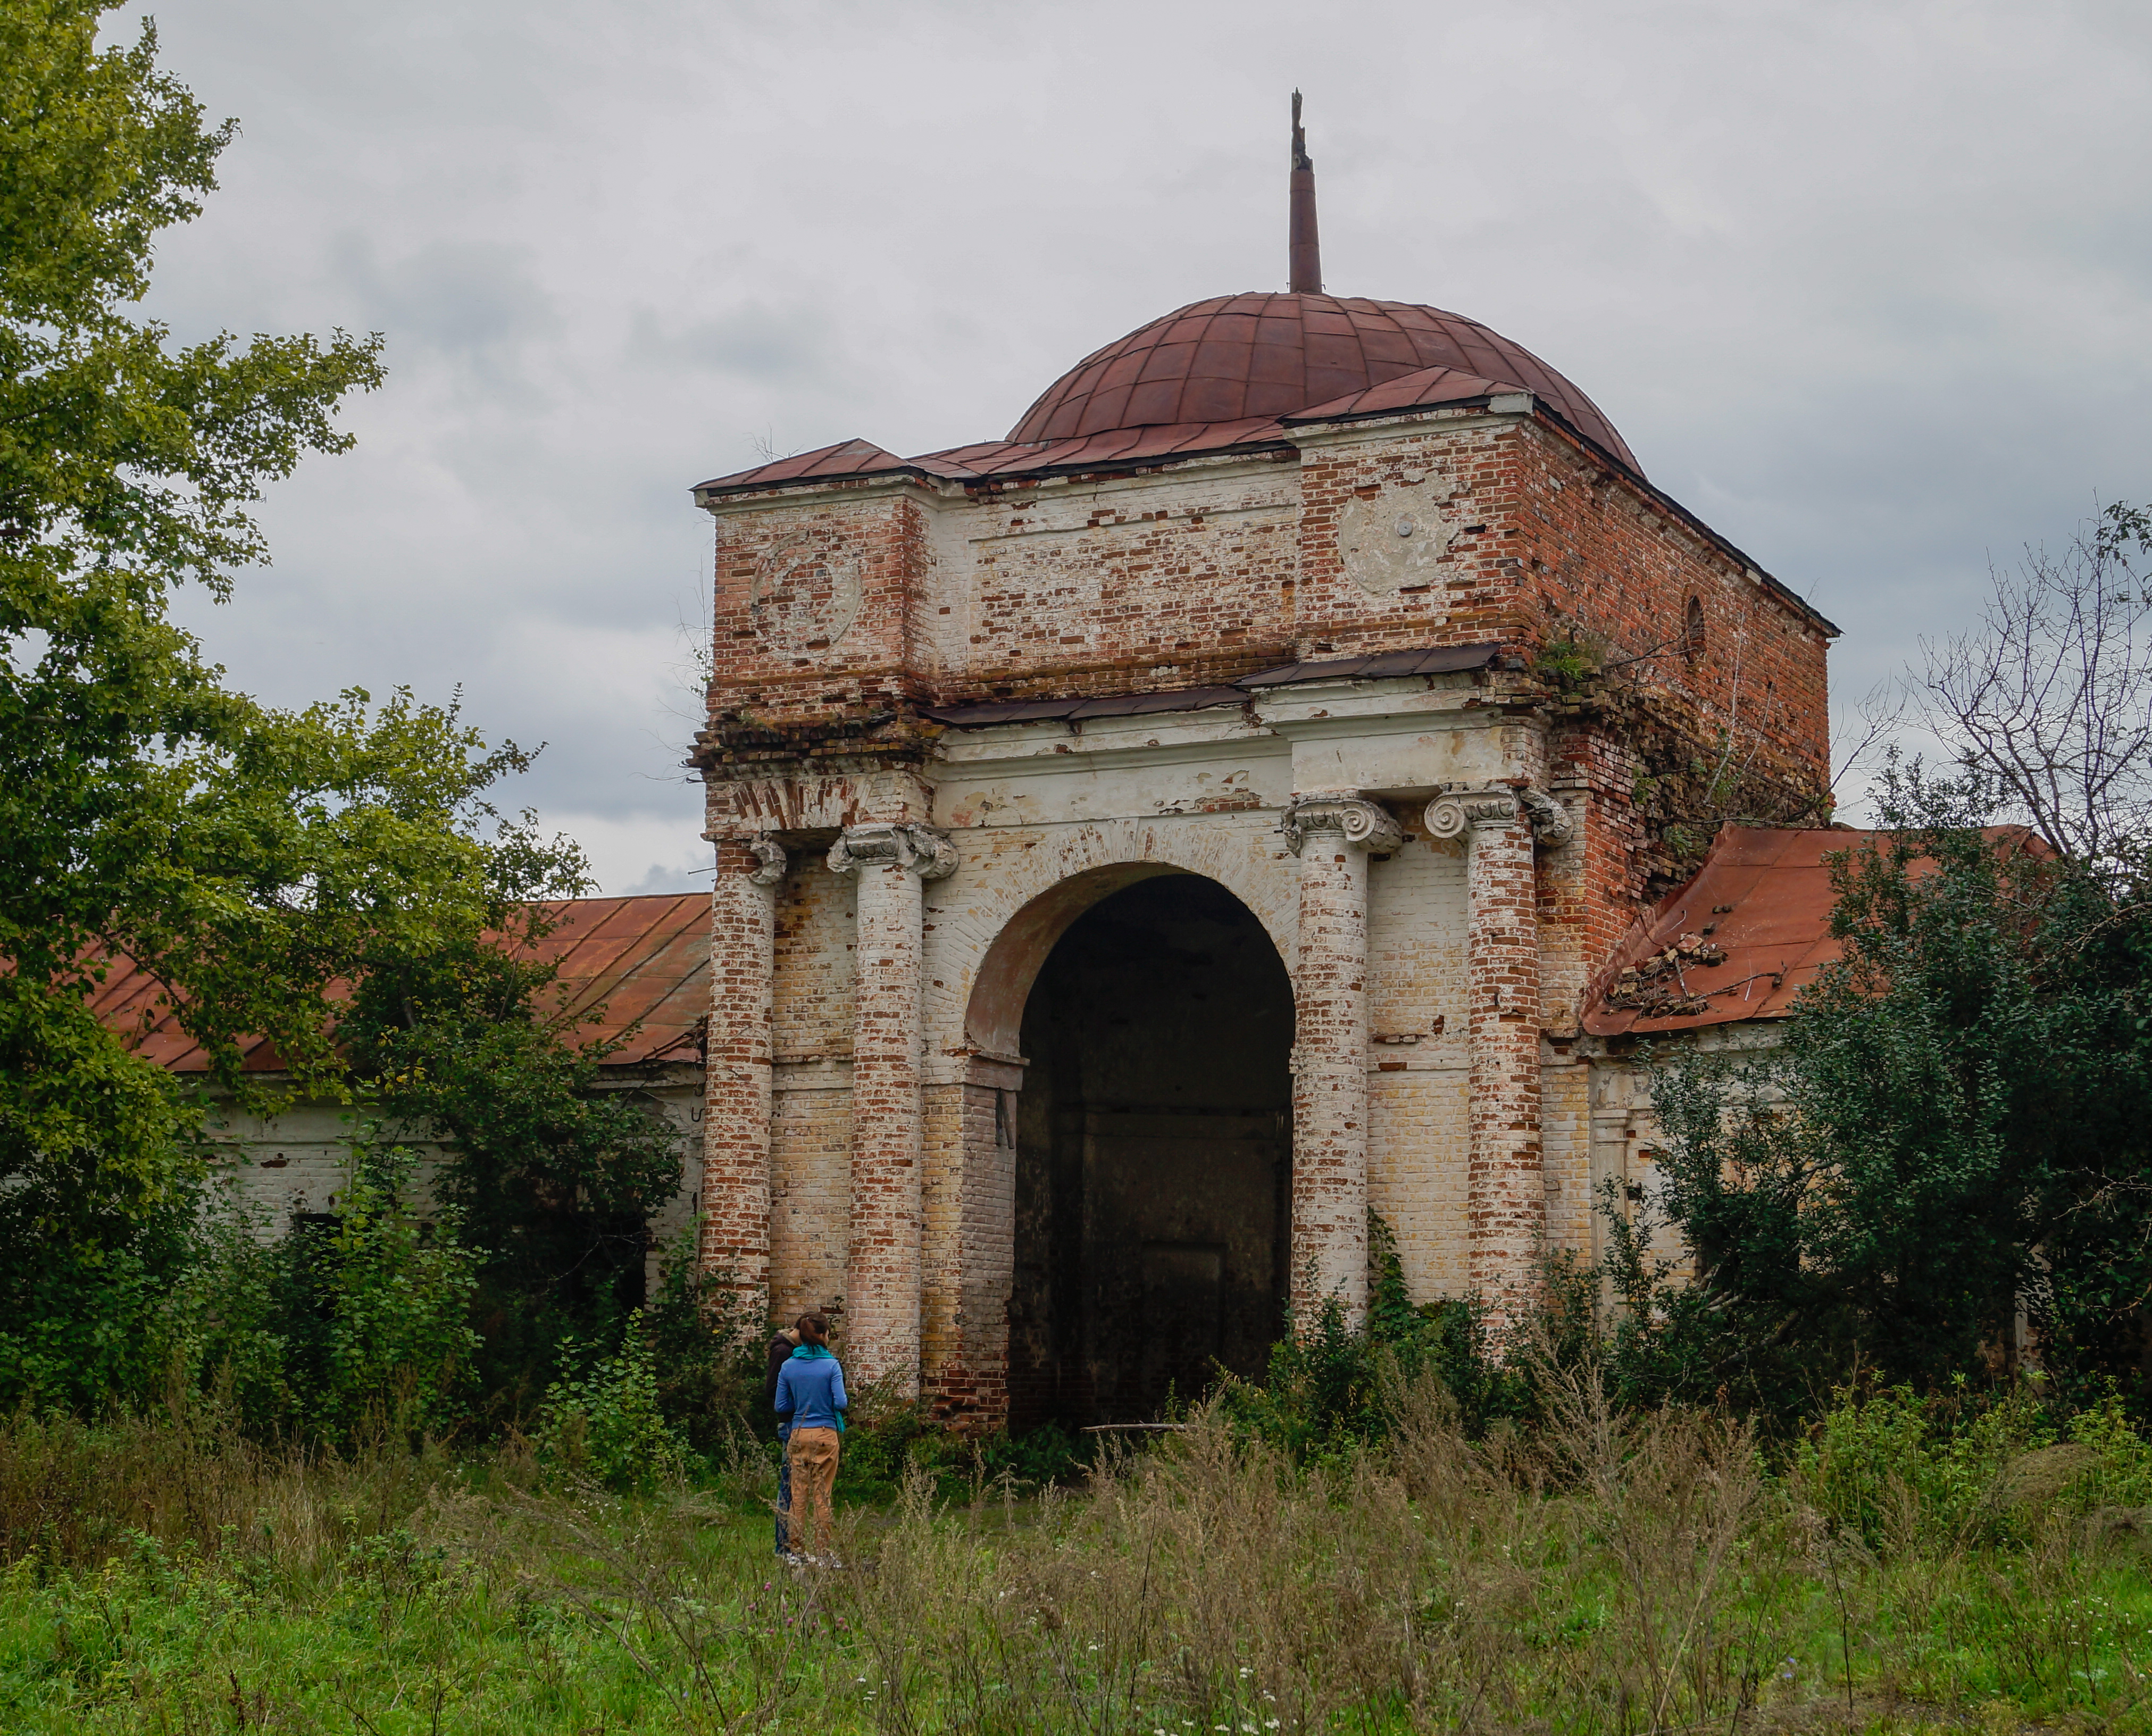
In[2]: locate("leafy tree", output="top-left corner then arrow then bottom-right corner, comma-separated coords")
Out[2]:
0,2 -> 591,1409
1621,765 -> 2152,1420
0,5 -> 566,1184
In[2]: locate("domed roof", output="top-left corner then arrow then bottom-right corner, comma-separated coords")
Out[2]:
1009,292 -> 1639,476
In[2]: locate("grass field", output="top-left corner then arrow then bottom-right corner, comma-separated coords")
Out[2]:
3,1378 -> 2151,1733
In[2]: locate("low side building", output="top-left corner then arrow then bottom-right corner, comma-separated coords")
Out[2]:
95,895 -> 714,1287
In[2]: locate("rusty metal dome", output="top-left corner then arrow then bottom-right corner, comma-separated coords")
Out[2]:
1008,292 -> 1639,475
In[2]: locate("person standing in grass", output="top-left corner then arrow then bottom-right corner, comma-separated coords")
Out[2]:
772,1313 -> 846,1564
762,1319 -> 802,1557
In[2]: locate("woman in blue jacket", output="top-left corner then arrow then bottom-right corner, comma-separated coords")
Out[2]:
772,1313 -> 846,1563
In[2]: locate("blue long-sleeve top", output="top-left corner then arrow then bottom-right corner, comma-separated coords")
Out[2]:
773,1347 -> 847,1431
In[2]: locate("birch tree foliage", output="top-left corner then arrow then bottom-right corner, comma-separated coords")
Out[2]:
0,1 -> 582,1224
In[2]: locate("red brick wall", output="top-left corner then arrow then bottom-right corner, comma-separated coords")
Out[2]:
1509,423 -> 1830,781
706,415 -> 1829,785
709,490 -> 928,723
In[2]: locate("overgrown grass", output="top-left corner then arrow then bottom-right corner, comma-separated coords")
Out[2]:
5,1368 -> 2152,1732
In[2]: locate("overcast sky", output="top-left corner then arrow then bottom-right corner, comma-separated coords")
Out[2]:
124,0 -> 2151,894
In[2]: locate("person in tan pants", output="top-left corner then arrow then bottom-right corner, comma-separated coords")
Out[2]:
771,1313 -> 847,1564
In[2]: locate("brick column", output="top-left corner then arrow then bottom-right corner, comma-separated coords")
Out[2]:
1283,792 -> 1403,1322
1425,784 -> 1570,1314
699,835 -> 786,1311
828,822 -> 956,1395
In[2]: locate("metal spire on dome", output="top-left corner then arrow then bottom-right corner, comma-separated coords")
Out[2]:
1289,89 -> 1322,294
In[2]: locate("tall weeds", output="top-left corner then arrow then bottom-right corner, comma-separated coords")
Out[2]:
4,1375 -> 2151,1732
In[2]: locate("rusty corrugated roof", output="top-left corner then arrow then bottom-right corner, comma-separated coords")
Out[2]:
91,892 -> 710,1075
521,894 -> 711,1064
1581,824 -> 2042,1038
1582,827 -> 1861,1039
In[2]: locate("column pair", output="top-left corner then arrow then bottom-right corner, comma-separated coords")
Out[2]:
702,823 -> 954,1397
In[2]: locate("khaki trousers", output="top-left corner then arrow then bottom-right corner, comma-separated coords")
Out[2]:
785,1426 -> 840,1556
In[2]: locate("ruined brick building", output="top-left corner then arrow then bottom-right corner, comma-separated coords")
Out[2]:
687,105 -> 1841,1430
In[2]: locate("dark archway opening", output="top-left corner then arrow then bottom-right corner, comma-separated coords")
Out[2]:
1006,874 -> 1294,1431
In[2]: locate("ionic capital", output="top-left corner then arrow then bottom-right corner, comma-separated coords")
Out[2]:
744,836 -> 787,886
1280,792 -> 1404,857
1424,783 -> 1573,848
827,822 -> 957,881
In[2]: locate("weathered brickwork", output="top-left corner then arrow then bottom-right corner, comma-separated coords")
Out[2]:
1294,420 -> 1538,655
701,845 -> 772,1301
1462,797 -> 1546,1312
1364,832 -> 1470,1293
1366,1070 -> 1472,1294
695,375 -> 1834,1427
1540,1059 -> 1594,1259
709,493 -> 928,720
837,847 -> 929,1393
945,464 -> 1303,685
919,1080 -> 1012,1423
769,1067 -> 852,1326
771,857 -> 856,1063
1286,806 -> 1378,1316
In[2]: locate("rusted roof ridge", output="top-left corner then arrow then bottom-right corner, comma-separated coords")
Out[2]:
1283,364 -> 1525,424
86,893 -> 714,1075
695,438 -> 931,498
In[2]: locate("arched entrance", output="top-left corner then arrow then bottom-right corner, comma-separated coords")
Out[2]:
1003,873 -> 1294,1430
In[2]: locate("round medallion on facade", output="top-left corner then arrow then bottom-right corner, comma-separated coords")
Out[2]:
1336,481 -> 1456,597
751,542 -> 863,653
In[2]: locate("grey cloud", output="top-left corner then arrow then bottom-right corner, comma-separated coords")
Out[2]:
625,303 -> 832,386
126,0 -> 2152,883
326,232 -> 560,382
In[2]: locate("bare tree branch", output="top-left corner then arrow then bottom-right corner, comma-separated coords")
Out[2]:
1915,502 -> 2152,865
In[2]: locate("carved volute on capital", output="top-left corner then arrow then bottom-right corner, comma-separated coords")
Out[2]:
1280,792 -> 1405,857
744,837 -> 788,886
827,822 -> 958,881
1516,786 -> 1575,848
1424,784 -> 1574,848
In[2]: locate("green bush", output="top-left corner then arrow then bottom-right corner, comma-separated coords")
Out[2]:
1215,1214 -> 1578,1463
535,1310 -> 689,1492
642,1231 -> 762,1453
1795,1380 -> 2152,1555
277,1140 -> 480,1443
